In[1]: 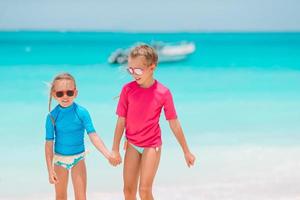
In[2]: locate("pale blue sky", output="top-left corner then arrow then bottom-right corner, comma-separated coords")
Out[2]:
0,0 -> 299,32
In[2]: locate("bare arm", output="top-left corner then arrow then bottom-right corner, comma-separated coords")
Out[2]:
169,119 -> 196,167
112,116 -> 126,152
110,116 -> 126,166
45,141 -> 54,172
45,141 -> 58,184
88,133 -> 112,160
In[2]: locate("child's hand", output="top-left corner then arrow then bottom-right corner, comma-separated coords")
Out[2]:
48,170 -> 58,184
107,152 -> 116,165
109,150 -> 122,166
184,151 -> 196,167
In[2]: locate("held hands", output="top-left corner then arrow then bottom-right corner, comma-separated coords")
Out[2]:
184,151 -> 196,167
48,169 -> 58,184
109,150 -> 122,166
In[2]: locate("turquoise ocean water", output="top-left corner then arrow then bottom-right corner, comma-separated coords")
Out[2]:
0,32 -> 300,199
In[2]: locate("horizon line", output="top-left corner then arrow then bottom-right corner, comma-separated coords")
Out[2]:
0,29 -> 300,34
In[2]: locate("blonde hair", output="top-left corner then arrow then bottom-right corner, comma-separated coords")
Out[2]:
48,73 -> 76,124
129,44 -> 158,66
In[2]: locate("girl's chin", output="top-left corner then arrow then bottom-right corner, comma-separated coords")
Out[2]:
135,79 -> 143,84
60,102 -> 73,107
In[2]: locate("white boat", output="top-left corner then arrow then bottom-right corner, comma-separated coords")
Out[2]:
108,48 -> 127,64
108,41 -> 196,64
158,55 -> 187,63
153,41 -> 195,56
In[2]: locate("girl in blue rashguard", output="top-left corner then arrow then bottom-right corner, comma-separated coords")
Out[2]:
44,73 -> 113,200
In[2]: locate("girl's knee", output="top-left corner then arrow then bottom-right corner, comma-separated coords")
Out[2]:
73,184 -> 86,200
139,186 -> 152,199
123,186 -> 137,198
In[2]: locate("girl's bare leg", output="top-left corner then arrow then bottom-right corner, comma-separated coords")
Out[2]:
139,148 -> 161,200
123,144 -> 142,200
71,159 -> 87,200
54,165 -> 69,200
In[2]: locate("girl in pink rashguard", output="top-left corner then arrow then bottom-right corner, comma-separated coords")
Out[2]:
110,44 -> 196,200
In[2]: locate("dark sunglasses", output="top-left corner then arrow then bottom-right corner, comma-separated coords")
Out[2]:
55,90 -> 75,98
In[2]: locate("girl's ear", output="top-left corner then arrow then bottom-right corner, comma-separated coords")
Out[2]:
150,63 -> 156,71
74,90 -> 78,98
51,90 -> 56,98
